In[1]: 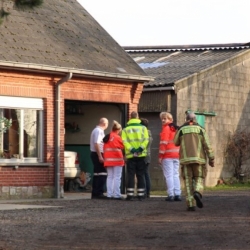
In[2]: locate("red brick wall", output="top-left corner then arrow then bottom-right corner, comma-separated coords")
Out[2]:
0,71 -> 55,188
0,70 -> 144,193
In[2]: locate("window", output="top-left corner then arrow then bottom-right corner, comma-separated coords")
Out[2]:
0,96 -> 44,163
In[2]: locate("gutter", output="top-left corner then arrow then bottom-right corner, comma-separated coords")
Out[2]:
55,72 -> 73,199
0,60 -> 154,82
143,86 -> 174,92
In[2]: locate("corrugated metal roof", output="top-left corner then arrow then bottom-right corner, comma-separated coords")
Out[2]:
0,0 -> 148,79
125,44 -> 250,87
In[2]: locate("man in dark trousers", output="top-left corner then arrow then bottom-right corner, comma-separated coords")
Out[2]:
90,117 -> 109,199
174,112 -> 214,211
122,111 -> 149,201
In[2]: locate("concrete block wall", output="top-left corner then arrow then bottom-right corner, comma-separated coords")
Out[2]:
175,51 -> 250,186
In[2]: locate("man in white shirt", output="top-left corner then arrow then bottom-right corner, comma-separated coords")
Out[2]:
90,117 -> 109,199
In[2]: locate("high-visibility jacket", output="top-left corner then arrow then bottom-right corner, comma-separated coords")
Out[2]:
174,122 -> 214,165
121,118 -> 149,159
159,123 -> 179,159
103,132 -> 124,167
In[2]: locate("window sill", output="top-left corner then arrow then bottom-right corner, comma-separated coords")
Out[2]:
0,162 -> 52,167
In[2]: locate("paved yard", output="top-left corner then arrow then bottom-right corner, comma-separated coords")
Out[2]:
0,190 -> 249,250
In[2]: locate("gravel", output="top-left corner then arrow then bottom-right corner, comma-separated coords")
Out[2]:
0,190 -> 249,250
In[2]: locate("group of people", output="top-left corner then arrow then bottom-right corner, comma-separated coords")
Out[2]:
90,111 -> 151,201
90,110 -> 214,211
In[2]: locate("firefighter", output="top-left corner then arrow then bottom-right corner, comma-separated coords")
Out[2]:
121,111 -> 149,201
174,112 -> 214,211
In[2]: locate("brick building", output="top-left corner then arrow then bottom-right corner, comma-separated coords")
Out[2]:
0,1 -> 152,199
126,44 -> 250,188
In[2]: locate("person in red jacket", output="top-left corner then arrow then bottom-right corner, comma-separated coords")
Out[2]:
159,112 -> 182,201
103,120 -> 124,200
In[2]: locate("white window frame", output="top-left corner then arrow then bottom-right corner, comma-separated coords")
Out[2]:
0,96 -> 44,164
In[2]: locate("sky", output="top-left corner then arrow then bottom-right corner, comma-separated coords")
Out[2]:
77,0 -> 250,47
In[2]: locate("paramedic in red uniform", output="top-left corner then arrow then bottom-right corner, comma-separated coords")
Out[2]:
103,120 -> 124,200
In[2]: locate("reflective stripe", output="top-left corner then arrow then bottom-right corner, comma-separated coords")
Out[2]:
105,158 -> 124,161
161,149 -> 179,153
180,157 -> 206,164
160,140 -> 174,144
127,188 -> 134,196
137,188 -> 145,196
94,172 -> 107,176
125,138 -> 146,143
137,193 -> 145,196
160,141 -> 168,145
126,128 -> 141,133
104,148 -> 122,152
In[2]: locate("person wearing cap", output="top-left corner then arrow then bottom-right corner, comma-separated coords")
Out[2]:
103,121 -> 125,200
174,112 -> 215,211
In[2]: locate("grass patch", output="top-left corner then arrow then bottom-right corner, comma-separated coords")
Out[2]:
205,182 -> 250,191
151,182 -> 250,195
151,191 -> 167,196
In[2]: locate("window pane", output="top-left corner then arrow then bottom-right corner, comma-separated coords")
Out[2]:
24,109 -> 38,157
0,109 -> 19,158
0,109 -> 39,159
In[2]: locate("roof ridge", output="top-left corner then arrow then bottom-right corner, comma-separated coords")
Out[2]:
123,43 -> 250,52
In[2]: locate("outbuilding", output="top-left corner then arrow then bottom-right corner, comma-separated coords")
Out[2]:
126,43 -> 250,188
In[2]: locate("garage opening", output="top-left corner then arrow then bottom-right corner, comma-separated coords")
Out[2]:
64,100 -> 127,193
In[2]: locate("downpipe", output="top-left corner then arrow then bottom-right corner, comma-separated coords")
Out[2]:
55,72 -> 73,198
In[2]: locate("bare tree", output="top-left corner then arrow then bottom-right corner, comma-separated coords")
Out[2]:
224,130 -> 250,179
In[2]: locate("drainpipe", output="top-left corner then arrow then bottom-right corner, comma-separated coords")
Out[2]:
55,72 -> 73,199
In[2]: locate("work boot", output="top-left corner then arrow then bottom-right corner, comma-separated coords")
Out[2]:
193,191 -> 203,208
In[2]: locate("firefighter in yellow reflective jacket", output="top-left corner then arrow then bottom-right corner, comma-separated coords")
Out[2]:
174,112 -> 214,211
122,111 -> 149,201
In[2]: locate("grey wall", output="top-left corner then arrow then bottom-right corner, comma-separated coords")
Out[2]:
139,112 -> 167,191
175,51 -> 250,186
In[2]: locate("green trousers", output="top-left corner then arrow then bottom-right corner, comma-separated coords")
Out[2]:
181,163 -> 207,207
